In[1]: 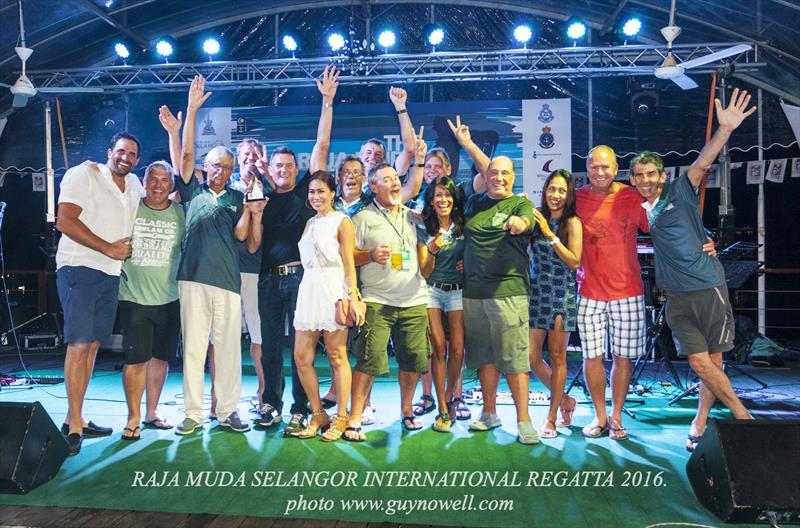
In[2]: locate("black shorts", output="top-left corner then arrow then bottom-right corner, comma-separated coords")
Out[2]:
666,285 -> 734,356
118,300 -> 181,365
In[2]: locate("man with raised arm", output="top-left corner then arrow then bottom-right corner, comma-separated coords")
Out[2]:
247,66 -> 339,436
56,131 -> 144,455
461,156 -> 540,444
174,75 -> 262,435
629,88 -> 756,452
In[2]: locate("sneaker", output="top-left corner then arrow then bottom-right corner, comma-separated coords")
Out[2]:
469,412 -> 502,431
283,413 -> 308,437
254,404 -> 282,428
176,417 -> 201,435
219,412 -> 250,433
361,405 -> 376,426
517,420 -> 540,445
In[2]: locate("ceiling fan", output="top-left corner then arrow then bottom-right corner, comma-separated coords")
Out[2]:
653,0 -> 752,90
0,0 -> 102,109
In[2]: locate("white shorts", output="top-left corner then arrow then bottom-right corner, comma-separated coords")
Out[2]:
577,295 -> 645,360
240,272 -> 261,344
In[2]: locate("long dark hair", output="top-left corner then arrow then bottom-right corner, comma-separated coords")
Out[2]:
536,169 -> 577,245
308,170 -> 336,193
422,176 -> 464,237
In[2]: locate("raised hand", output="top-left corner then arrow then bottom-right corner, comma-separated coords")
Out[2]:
389,86 -> 407,110
105,236 -> 132,260
447,115 -> 471,145
716,88 -> 757,132
253,146 -> 270,179
187,75 -> 212,112
413,126 -> 427,163
158,105 -> 183,134
316,65 -> 340,101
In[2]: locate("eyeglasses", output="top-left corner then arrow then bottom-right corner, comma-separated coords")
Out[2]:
209,162 -> 234,172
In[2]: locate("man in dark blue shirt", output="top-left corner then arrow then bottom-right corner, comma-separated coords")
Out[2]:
629,88 -> 756,452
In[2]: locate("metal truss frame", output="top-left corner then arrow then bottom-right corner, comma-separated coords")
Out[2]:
25,42 -> 761,93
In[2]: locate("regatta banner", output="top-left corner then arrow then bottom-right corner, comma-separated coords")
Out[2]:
196,98 -> 572,204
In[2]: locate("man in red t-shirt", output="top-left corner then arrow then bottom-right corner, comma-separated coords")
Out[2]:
576,145 -> 648,441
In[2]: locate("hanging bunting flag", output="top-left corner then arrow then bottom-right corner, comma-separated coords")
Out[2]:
32,172 -> 46,191
792,158 -> 800,178
705,164 -> 720,188
664,167 -> 676,182
746,160 -> 765,184
780,102 -> 800,145
765,159 -> 787,183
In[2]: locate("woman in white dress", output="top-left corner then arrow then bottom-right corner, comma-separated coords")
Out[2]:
293,171 -> 365,441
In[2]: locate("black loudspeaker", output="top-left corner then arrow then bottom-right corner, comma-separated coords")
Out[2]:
0,401 -> 69,494
686,419 -> 800,524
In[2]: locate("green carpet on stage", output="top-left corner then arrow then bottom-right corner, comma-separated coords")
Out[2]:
0,360 -> 782,528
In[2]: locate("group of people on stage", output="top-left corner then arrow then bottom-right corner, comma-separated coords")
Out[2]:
55,64 -> 756,455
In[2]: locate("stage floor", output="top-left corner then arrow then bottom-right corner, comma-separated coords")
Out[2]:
1,347 -> 798,528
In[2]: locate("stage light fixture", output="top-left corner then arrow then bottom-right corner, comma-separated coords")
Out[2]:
622,17 -> 642,38
155,39 -> 174,62
328,32 -> 346,53
513,25 -> 533,46
566,19 -> 587,42
427,27 -> 444,47
378,30 -> 396,51
114,42 -> 130,60
282,35 -> 298,53
202,38 -> 220,60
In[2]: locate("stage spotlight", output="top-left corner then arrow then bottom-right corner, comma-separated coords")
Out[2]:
566,19 -> 587,42
328,32 -> 346,53
202,38 -> 220,60
378,30 -> 396,51
282,35 -> 298,53
114,42 -> 130,60
513,25 -> 533,46
155,39 -> 174,62
427,27 -> 444,47
622,17 -> 642,38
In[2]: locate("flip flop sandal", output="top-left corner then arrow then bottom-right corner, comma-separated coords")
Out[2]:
541,421 -> 558,438
686,433 -> 703,452
401,416 -> 423,431
582,423 -> 610,438
609,423 -> 629,441
142,417 -> 174,430
453,397 -> 471,420
121,426 -> 141,441
412,394 -> 436,416
557,401 -> 576,427
343,426 -> 365,442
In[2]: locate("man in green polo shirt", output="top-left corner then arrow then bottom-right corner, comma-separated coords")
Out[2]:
462,156 -> 540,444
118,161 -> 185,440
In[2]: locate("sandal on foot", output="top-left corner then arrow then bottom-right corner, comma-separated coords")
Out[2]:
412,394 -> 436,416
582,422 -> 609,438
609,421 -> 629,441
142,417 -> 173,430
401,415 -> 423,431
540,421 -> 558,439
361,405 -> 376,426
453,397 -> 471,420
296,412 -> 330,440
433,412 -> 452,433
344,425 -> 366,442
686,433 -> 703,453
121,426 -> 141,441
320,397 -> 337,410
557,397 -> 576,427
322,414 -> 348,442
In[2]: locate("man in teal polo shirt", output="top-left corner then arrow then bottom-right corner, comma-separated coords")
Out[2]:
629,87 -> 756,452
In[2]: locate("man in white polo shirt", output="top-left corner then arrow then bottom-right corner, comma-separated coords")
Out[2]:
56,132 -> 144,455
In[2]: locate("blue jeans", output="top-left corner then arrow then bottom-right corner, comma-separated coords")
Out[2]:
258,271 -> 308,414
